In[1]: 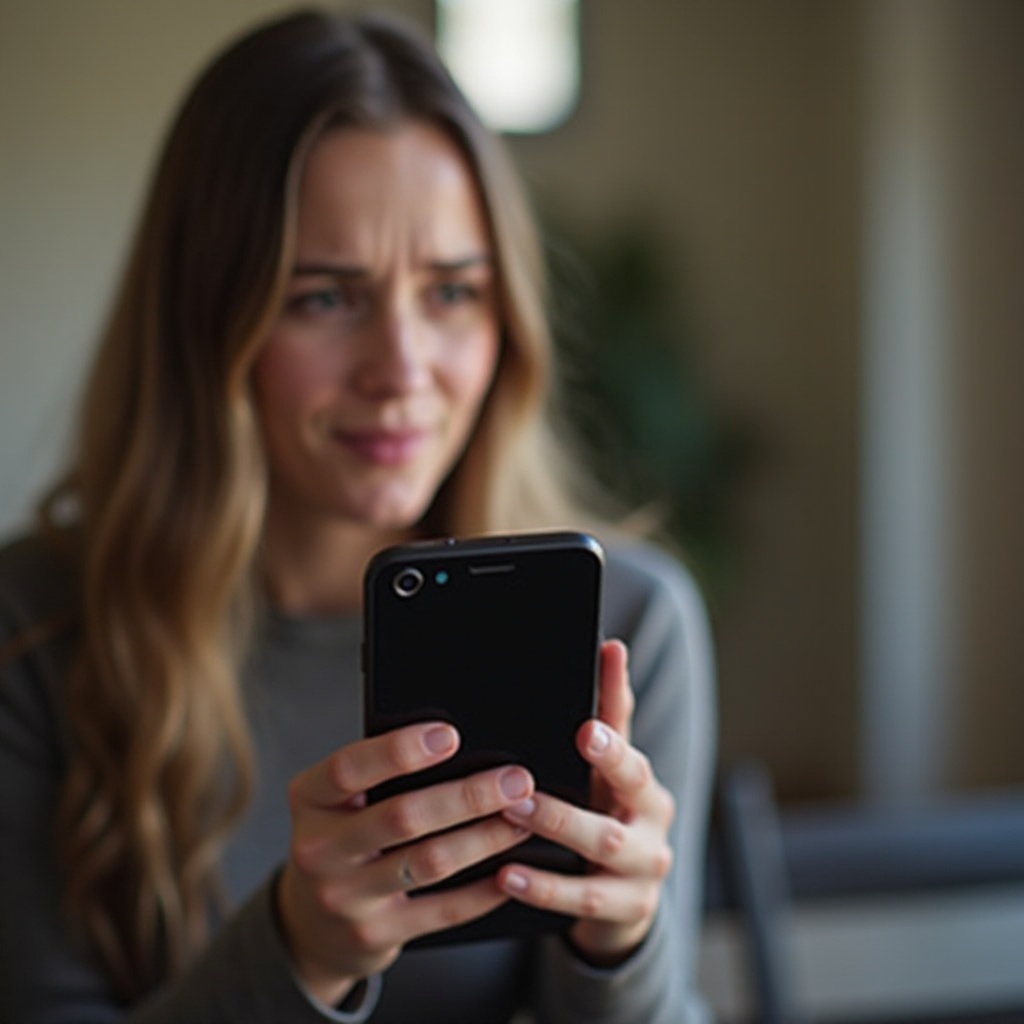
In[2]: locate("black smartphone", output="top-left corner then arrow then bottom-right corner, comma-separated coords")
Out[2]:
362,530 -> 604,945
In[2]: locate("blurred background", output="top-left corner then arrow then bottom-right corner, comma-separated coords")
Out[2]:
2,1 -> 1023,1018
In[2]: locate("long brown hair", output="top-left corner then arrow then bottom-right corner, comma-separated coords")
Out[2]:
41,7 -> 595,998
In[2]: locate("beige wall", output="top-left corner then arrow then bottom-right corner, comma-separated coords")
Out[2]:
856,0 -> 1024,797
1,1 -> 1020,800
0,0 -> 316,526
506,1 -> 863,797
944,1 -> 1024,788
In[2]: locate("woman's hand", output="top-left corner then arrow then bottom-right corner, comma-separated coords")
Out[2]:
498,640 -> 676,964
277,723 -> 534,1006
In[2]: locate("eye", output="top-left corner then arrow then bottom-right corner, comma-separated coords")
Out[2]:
428,280 -> 481,309
286,283 -> 369,319
287,288 -> 340,314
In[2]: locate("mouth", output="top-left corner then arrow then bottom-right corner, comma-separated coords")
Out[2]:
331,427 -> 432,467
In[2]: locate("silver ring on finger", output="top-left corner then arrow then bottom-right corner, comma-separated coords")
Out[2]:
399,857 -> 415,890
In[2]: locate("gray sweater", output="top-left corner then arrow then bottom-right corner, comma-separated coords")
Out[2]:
0,533 -> 715,1023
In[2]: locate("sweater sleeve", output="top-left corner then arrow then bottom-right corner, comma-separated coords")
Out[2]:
0,660 -> 384,1024
131,881 -> 383,1024
532,544 -> 717,1024
0,582 -> 380,1024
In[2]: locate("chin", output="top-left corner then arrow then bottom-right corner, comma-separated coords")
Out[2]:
342,489 -> 437,531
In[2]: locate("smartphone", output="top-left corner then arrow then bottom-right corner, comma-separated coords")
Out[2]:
363,530 -> 604,945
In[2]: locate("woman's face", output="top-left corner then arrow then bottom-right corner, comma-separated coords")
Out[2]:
253,121 -> 500,531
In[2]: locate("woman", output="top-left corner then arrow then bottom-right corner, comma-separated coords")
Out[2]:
0,8 -> 715,1022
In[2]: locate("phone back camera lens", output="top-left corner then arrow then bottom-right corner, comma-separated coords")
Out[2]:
393,567 -> 424,598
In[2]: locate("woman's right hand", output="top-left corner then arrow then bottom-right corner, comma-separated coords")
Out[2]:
276,722 -> 534,1006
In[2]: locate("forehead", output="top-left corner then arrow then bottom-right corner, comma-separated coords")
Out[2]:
293,121 -> 491,261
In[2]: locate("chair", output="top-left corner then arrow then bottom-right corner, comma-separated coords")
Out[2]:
712,760 -> 1024,1024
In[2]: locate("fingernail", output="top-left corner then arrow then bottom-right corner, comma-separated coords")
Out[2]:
504,870 -> 529,894
589,722 -> 611,756
500,768 -> 532,801
505,798 -> 536,820
424,726 -> 455,754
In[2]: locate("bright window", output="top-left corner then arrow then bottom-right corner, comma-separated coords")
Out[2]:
436,0 -> 580,134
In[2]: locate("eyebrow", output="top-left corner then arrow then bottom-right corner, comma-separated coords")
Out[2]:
292,254 -> 493,278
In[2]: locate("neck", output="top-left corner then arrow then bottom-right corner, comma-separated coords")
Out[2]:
260,506 -> 414,616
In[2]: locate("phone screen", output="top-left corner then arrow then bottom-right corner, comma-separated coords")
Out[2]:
362,531 -> 604,942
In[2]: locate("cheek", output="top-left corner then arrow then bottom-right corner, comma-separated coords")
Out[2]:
450,329 -> 501,414
252,336 -> 332,428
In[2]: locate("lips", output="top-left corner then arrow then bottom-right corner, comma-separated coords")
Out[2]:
332,427 -> 432,466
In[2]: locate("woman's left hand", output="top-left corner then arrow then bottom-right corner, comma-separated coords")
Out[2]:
498,639 -> 676,964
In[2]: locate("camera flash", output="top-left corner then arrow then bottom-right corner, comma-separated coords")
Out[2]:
435,570 -> 449,585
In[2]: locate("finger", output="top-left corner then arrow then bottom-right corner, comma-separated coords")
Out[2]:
402,878 -> 509,942
596,640 -> 633,740
289,724 -> 460,809
497,863 -> 660,926
576,720 -> 675,824
358,877 -> 512,951
368,816 -> 531,897
290,764 -> 535,874
362,764 -> 535,853
502,792 -> 672,878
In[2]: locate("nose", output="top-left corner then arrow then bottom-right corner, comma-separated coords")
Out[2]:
351,301 -> 431,400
